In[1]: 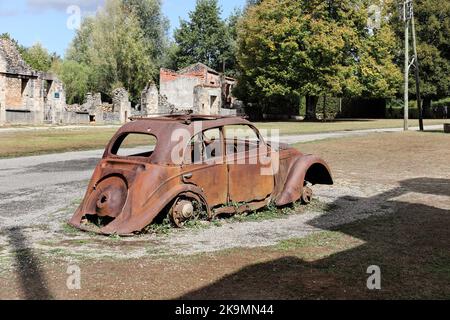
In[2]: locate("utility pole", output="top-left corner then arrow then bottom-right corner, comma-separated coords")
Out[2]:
401,0 -> 423,131
402,0 -> 412,131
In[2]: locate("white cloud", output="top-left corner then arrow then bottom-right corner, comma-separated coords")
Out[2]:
26,0 -> 104,12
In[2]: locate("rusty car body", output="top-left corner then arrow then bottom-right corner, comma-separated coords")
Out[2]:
70,115 -> 333,235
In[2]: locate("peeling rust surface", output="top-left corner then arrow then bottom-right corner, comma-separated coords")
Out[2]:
69,115 -> 333,235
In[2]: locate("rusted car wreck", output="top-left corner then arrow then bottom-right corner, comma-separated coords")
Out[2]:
70,115 -> 333,235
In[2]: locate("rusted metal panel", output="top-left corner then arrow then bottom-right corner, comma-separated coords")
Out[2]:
69,115 -> 333,235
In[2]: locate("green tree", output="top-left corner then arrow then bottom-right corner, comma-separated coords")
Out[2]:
173,0 -> 232,71
88,0 -> 156,101
235,0 -> 401,119
52,60 -> 91,104
123,0 -> 170,63
65,0 -> 163,102
391,0 -> 450,116
21,43 -> 53,72
66,17 -> 95,65
223,8 -> 242,77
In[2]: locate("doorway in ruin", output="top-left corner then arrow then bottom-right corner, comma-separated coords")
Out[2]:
43,80 -> 54,123
210,95 -> 218,115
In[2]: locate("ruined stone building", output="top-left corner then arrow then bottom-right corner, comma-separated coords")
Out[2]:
1,39 -> 242,126
140,63 -> 244,116
0,38 -> 132,126
0,38 -> 67,125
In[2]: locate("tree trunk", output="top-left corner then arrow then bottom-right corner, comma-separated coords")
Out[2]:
305,96 -> 318,121
423,98 -> 432,118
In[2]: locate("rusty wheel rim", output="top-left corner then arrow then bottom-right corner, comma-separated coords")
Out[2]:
170,198 -> 197,228
302,186 -> 313,204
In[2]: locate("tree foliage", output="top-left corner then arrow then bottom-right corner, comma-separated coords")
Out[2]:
62,0 -> 167,103
172,0 -> 232,72
51,60 -> 91,104
235,0 -> 401,118
390,0 -> 450,113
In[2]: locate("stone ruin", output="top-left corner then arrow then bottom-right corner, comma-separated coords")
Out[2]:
67,88 -> 132,124
135,63 -> 245,118
1,37 -> 244,126
0,38 -> 133,126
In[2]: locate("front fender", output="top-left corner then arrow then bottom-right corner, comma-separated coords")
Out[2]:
275,155 -> 333,206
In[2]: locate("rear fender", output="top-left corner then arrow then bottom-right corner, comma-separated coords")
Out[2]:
100,184 -> 209,235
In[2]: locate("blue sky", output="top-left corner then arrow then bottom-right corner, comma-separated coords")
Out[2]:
0,0 -> 245,57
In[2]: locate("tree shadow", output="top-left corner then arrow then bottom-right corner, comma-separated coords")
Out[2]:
5,227 -> 53,300
179,177 -> 450,300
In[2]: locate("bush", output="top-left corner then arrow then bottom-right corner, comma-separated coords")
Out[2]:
432,97 -> 450,108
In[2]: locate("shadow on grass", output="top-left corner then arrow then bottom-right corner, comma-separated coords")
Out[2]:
6,227 -> 53,300
179,178 -> 450,300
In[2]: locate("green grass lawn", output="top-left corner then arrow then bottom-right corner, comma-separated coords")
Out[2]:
0,119 -> 446,158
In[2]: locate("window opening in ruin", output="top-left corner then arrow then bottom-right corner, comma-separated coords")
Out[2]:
21,79 -> 29,97
210,96 -> 217,109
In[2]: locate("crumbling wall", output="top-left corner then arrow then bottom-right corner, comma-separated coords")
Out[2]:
193,85 -> 222,115
160,70 -> 201,110
141,81 -> 159,114
112,87 -> 132,123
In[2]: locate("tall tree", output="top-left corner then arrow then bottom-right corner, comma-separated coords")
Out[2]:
173,0 -> 231,71
66,17 -> 95,65
51,60 -> 91,104
63,0 -> 166,102
391,0 -> 450,116
87,0 -> 156,100
21,43 -> 54,72
123,0 -> 170,63
223,8 -> 242,77
235,0 -> 401,119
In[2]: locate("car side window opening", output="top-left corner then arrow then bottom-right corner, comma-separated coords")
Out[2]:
111,133 -> 157,158
187,128 -> 223,164
224,125 -> 261,155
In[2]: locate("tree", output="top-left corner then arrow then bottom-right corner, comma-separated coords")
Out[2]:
0,34 -> 56,72
123,0 -> 170,63
65,0 -> 164,102
66,17 -> 95,65
223,8 -> 242,77
52,60 -> 91,104
88,0 -> 157,101
391,0 -> 450,116
173,0 -> 232,71
21,43 -> 53,72
235,0 -> 401,119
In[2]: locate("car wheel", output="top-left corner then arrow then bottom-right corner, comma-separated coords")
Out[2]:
301,183 -> 313,204
169,197 -> 204,228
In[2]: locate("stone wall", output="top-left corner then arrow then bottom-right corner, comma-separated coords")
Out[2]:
193,85 -> 222,115
159,63 -> 240,116
141,81 -> 160,114
160,71 -> 202,110
0,38 -> 71,125
112,87 -> 132,123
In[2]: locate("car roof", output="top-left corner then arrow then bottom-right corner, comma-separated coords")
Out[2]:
107,115 -> 257,164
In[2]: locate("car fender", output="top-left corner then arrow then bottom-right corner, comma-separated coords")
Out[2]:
100,183 -> 209,235
275,155 -> 333,206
